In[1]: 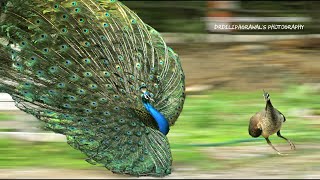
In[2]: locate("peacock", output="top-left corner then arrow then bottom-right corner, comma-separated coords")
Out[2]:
0,0 -> 186,177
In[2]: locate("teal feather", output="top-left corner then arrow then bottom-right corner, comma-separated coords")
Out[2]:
0,0 -> 185,177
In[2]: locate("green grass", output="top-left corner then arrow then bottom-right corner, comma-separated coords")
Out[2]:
0,112 -> 14,121
0,138 -> 93,169
0,84 -> 319,170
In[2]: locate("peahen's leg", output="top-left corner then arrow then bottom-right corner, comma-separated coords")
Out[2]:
265,137 -> 284,155
277,130 -> 296,150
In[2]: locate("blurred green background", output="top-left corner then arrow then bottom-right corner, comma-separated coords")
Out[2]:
1,0 -> 320,178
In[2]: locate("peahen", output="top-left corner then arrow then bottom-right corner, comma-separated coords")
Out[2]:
249,90 -> 295,155
0,0 -> 186,177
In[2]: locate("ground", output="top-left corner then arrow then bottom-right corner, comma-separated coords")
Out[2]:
1,143 -> 319,179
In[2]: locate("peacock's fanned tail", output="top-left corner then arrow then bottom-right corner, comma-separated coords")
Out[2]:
0,0 -> 185,177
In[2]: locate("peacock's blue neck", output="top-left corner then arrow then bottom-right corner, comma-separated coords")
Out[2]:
143,102 -> 169,135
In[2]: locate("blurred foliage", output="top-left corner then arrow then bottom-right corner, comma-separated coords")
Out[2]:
0,84 -> 319,170
122,1 -> 207,33
122,1 -> 319,34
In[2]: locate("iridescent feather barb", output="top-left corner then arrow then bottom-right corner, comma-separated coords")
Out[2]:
0,0 -> 185,177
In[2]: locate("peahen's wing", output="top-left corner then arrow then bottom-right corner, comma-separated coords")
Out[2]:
276,109 -> 286,122
0,0 -> 185,176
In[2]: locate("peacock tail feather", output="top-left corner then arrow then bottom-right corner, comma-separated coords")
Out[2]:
0,0 -> 185,177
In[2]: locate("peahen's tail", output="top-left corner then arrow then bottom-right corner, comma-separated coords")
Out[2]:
0,0 -> 185,177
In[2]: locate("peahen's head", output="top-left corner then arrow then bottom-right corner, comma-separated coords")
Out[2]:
140,86 -> 154,103
263,89 -> 270,101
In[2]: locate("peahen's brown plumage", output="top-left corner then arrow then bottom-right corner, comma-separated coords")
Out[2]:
249,90 -> 295,155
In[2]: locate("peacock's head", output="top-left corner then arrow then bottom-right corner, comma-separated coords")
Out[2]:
140,86 -> 154,103
263,89 -> 270,101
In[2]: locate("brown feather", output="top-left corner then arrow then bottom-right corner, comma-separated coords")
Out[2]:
248,112 -> 262,137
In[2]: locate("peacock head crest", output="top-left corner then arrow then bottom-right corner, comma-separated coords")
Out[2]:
140,86 -> 154,103
263,89 -> 270,101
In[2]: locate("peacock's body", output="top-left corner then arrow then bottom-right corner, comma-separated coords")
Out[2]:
0,0 -> 185,177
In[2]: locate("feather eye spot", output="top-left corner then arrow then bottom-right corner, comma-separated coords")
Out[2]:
69,96 -> 77,101
114,136 -> 120,141
131,19 -> 137,24
90,102 -> 97,107
71,1 -> 77,6
63,104 -> 71,108
105,12 -> 110,17
103,111 -> 110,116
77,88 -> 86,94
20,41 -> 26,46
99,98 -> 107,103
136,131 -> 142,136
83,28 -> 89,33
83,41 -> 90,47
63,114 -> 71,119
23,82 -> 30,86
135,63 -> 141,69
114,127 -> 120,131
43,48 -> 49,53
89,84 -> 98,89
139,156 -> 144,162
98,127 -> 105,133
36,70 -> 44,75
54,4 -> 59,9
74,8 -> 80,13
106,84 -> 113,90
144,149 -> 149,154
79,18 -> 85,23
49,66 -> 58,73
35,19 -> 41,24
69,74 -> 79,81
60,44 -> 68,50
103,71 -> 110,77
103,23 -> 109,27
126,131 -> 132,136
62,14 -> 68,20
100,35 -> 107,41
116,65 -> 121,71
83,58 -> 91,64
118,55 -> 124,61
57,83 -> 65,88
48,90 -> 55,94
114,106 -> 119,111
40,34 -> 47,39
120,89 -> 126,94
84,72 -> 92,77
61,28 -> 68,33
118,119 -> 125,124
64,60 -> 72,66
84,109 -> 92,113
14,62 -> 21,67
